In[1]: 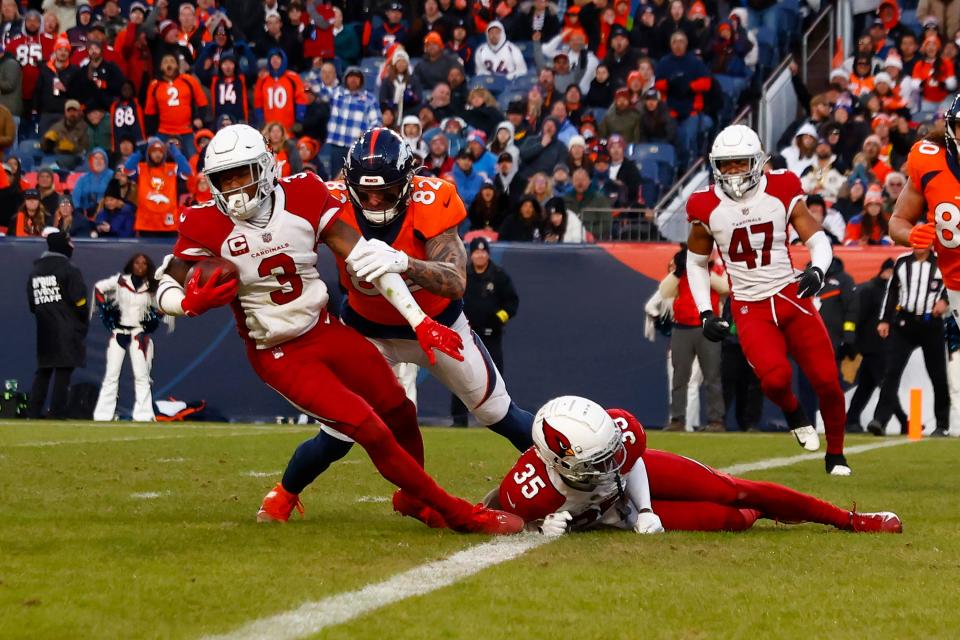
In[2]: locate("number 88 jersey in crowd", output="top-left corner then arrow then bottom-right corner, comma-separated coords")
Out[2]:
906,138 -> 960,289
687,170 -> 806,301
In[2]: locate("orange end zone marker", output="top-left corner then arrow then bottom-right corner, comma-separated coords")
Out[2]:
909,388 -> 923,441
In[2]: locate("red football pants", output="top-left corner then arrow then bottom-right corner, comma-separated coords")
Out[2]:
246,311 -> 472,525
731,282 -> 846,455
645,449 -> 851,531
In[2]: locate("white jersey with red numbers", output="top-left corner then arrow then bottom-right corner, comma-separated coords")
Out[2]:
172,172 -> 342,349
686,170 -> 805,302
497,411 -> 646,531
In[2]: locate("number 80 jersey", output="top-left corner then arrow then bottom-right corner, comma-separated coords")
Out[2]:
906,139 -> 960,290
686,171 -> 805,301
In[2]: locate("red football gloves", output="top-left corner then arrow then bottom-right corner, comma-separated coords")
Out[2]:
909,222 -> 937,249
181,268 -> 239,317
415,317 -> 465,365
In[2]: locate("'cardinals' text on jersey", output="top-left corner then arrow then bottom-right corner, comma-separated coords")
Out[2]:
171,172 -> 341,349
906,139 -> 960,289
687,171 -> 805,301
498,410 -> 646,530
333,175 -> 467,327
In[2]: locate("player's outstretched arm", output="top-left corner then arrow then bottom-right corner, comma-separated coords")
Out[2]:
890,178 -> 933,248
325,220 -> 465,364
790,201 -> 832,298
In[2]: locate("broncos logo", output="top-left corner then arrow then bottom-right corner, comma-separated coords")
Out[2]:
542,420 -> 575,458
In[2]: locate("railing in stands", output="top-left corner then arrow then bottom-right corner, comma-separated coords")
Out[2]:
801,5 -> 835,89
650,107 -> 754,243
757,55 -> 798,151
574,209 -> 664,242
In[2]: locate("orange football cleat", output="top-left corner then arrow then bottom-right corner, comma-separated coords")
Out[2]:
449,503 -> 525,535
392,489 -> 448,528
850,510 -> 903,533
256,483 -> 304,523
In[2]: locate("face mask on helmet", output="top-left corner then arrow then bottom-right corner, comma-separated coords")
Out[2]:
206,154 -> 275,220
347,179 -> 411,226
711,154 -> 764,200
550,435 -> 628,485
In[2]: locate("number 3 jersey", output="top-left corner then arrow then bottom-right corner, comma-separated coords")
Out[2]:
906,139 -> 960,289
171,172 -> 341,349
497,411 -> 646,531
687,171 -> 805,301
331,175 -> 467,333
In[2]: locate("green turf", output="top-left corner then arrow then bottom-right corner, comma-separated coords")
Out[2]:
0,422 -> 957,639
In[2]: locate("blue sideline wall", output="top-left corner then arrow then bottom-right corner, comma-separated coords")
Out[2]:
1,239 -> 678,424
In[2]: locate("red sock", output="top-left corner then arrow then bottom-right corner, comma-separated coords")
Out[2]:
380,399 -> 425,467
813,380 -> 847,455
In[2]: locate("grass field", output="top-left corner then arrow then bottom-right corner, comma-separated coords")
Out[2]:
1,421 -> 958,640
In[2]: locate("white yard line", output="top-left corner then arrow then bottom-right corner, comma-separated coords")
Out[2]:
203,438 -> 917,640
130,491 -> 170,500
243,470 -> 283,478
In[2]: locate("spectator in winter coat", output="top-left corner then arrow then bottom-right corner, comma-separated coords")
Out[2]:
94,178 -> 135,238
637,88 -> 678,143
789,194 -> 846,245
707,19 -> 752,78
493,151 -> 525,211
364,1 -> 408,57
655,0 -> 698,60
465,130 -> 497,179
780,122 -> 819,178
331,7 -> 361,67
515,0 -> 561,43
72,148 -> 113,216
844,185 -> 892,245
41,100 -> 89,169
414,31 -> 464,90
0,50 -> 22,118
463,88 -> 504,138
800,138 -> 847,202
599,88 -> 641,143
378,48 -> 423,118
564,167 -> 611,232
423,130 -> 455,177
475,20 -> 527,80
325,67 -> 380,176
912,33 -> 957,112
194,22 -> 258,84
498,195 -> 543,242
450,148 -> 485,208
468,180 -> 504,231
518,116 -> 568,178
585,63 -> 614,108
605,134 -> 643,205
489,121 -> 520,167
36,36 -> 80,136
603,25 -> 639,88
654,30 -> 713,168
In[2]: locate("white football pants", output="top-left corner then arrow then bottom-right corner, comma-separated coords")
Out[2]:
392,362 -> 419,407
93,333 -> 156,422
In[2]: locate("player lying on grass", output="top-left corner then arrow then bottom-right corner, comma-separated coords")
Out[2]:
485,396 -> 902,536
154,123 -> 521,535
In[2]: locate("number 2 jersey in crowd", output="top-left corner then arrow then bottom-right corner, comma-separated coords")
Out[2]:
497,411 -> 646,531
170,172 -> 341,349
906,138 -> 960,290
686,171 -> 806,301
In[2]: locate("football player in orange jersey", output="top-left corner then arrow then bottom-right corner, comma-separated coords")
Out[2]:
260,127 -> 534,526
890,94 -> 960,313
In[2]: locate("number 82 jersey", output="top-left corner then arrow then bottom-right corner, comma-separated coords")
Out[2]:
906,138 -> 960,289
686,171 -> 805,301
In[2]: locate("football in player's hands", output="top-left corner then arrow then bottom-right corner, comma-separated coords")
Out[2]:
186,257 -> 240,287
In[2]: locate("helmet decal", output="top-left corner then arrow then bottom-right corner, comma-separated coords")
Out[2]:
542,419 -> 576,458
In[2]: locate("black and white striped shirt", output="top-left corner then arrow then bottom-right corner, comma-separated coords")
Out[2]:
880,252 -> 946,321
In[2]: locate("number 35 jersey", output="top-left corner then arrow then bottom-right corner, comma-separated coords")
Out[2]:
331,175 -> 467,329
687,171 -> 805,301
172,172 -> 341,349
906,139 -> 960,289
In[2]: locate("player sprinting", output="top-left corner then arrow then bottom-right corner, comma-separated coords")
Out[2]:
258,127 -> 534,528
489,395 -> 902,535
154,123 -> 522,535
890,95 -> 960,314
684,124 -> 851,476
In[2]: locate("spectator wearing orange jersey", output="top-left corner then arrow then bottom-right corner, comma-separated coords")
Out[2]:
912,33 -> 957,112
253,49 -> 307,132
123,137 -> 192,237
144,53 -> 209,157
848,54 -> 875,96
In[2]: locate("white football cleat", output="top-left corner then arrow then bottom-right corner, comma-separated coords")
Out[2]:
829,464 -> 852,476
791,425 -> 820,451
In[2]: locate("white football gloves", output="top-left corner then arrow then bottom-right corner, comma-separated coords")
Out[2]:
348,238 -> 410,282
634,510 -> 664,534
539,511 -> 572,537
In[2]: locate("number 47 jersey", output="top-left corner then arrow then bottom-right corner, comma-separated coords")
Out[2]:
686,171 -> 806,301
906,139 -> 960,290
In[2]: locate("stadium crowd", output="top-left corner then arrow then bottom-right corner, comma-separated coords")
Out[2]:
0,0 -> 814,242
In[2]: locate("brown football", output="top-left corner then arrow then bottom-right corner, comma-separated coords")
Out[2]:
186,257 -> 240,287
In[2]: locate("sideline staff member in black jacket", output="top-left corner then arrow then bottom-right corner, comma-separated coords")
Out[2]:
451,238 -> 519,426
26,232 -> 89,419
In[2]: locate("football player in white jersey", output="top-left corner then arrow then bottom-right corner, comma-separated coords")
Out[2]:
153,124 -> 523,535
684,125 -> 851,476
490,395 -> 901,535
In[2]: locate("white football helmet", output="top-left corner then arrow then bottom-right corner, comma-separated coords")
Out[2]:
532,396 -> 627,485
204,124 -> 279,220
709,124 -> 766,200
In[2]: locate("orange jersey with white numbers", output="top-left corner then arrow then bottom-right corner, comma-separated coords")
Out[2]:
906,139 -> 960,289
144,75 -> 208,136
330,175 -> 467,327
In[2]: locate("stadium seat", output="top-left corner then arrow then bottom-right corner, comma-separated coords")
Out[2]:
498,91 -> 526,111
9,152 -> 34,172
755,27 -> 777,73
631,143 -> 677,187
463,229 -> 498,244
360,56 -> 385,73
63,172 -> 83,192
18,138 -> 42,160
714,75 -> 747,124
469,74 -> 507,95
588,107 -> 608,123
516,41 -> 535,65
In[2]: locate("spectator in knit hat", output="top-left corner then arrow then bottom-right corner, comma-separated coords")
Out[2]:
518,116 -> 568,178
415,31 -> 464,90
862,134 -> 893,183
912,33 -> 956,113
41,99 -> 89,168
599,87 -> 641,142
637,88 -> 677,144
844,184 -> 892,245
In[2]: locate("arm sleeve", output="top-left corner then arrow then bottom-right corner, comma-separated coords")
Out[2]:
685,251 -> 713,315
626,458 -> 653,513
155,254 -> 187,316
805,229 -> 833,274
346,238 -> 427,327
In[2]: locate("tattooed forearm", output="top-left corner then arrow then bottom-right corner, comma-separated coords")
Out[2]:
404,228 -> 467,299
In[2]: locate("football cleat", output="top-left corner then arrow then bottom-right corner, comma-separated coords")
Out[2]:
825,452 -> 852,476
866,420 -> 885,436
256,483 -> 304,523
449,504 -> 525,535
791,425 -> 820,451
392,489 -> 447,528
850,510 -> 903,533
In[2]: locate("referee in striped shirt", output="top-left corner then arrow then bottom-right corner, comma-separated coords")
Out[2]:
867,246 -> 950,437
